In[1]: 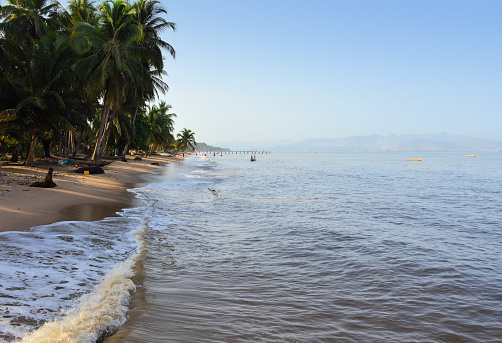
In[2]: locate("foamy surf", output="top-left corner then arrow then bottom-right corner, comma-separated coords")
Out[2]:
18,221 -> 147,343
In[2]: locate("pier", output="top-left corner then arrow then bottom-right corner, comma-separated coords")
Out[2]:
194,150 -> 270,155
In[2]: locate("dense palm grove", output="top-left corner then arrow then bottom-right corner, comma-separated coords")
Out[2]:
0,0 -> 195,166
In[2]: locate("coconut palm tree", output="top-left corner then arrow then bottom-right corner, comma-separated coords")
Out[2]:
0,0 -> 60,42
117,0 -> 174,159
66,0 -> 98,27
176,128 -> 196,153
130,0 -> 175,70
119,67 -> 168,160
1,0 -> 176,164
0,32 -> 72,165
71,0 -> 141,164
146,101 -> 176,154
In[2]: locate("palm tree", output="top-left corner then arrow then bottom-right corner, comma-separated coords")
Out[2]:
71,0 -> 141,165
175,128 -> 196,153
119,67 -> 168,160
116,0 -> 174,160
130,0 -> 175,70
146,101 -> 176,154
65,0 -> 98,27
0,0 -> 60,42
1,0 -> 176,164
0,32 -> 71,165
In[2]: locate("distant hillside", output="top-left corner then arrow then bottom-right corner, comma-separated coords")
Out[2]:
217,134 -> 502,152
195,142 -> 230,152
214,140 -> 294,151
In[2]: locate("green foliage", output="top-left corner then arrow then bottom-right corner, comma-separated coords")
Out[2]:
175,128 -> 196,152
0,0 -> 176,164
129,111 -> 150,150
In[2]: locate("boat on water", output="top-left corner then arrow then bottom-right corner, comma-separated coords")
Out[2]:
250,155 -> 256,161
407,158 -> 422,161
464,154 -> 477,157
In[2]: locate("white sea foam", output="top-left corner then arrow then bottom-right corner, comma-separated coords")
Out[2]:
18,219 -> 147,343
0,214 -> 145,342
0,156 -> 211,342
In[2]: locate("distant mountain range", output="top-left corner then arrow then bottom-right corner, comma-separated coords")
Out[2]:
216,134 -> 502,152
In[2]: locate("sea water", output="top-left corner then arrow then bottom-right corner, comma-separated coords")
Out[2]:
0,152 -> 501,342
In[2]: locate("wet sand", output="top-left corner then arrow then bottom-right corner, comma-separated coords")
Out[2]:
0,155 -> 182,232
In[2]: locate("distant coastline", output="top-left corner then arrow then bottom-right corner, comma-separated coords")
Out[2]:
216,133 -> 502,152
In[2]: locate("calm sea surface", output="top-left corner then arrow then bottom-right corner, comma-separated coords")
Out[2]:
0,152 -> 501,342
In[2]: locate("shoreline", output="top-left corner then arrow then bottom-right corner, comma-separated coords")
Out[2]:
0,155 -> 183,232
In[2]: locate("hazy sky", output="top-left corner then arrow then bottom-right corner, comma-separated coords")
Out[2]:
53,0 -> 501,144
159,0 -> 502,145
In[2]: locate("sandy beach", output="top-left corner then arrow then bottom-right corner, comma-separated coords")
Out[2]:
0,155 -> 182,232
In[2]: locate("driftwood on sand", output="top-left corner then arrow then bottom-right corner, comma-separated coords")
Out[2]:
29,168 -> 57,188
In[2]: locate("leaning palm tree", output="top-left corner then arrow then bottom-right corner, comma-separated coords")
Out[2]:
175,128 -> 196,153
116,0 -> 174,159
120,66 -> 169,160
71,0 -> 141,165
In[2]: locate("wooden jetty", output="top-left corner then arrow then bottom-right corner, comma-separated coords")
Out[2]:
194,150 -> 271,155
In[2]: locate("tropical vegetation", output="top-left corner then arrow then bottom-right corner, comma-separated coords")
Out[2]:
0,0 -> 193,165
171,128 -> 196,156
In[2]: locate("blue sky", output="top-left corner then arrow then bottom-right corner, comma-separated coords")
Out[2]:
160,0 -> 501,145
54,0 -> 502,144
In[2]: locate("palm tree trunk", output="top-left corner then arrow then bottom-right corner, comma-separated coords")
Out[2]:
121,106 -> 139,161
42,139 -> 51,161
63,130 -> 67,157
10,141 -> 22,163
25,124 -> 40,166
91,89 -> 111,165
58,133 -> 63,156
66,130 -> 71,157
99,109 -> 117,160
72,132 -> 81,157
121,142 -> 129,161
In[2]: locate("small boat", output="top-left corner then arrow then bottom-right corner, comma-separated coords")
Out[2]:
464,154 -> 477,157
407,158 -> 422,161
250,155 -> 256,162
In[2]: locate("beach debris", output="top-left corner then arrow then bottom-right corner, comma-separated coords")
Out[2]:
151,162 -> 160,166
74,166 -> 105,174
29,168 -> 57,188
58,159 -> 75,165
